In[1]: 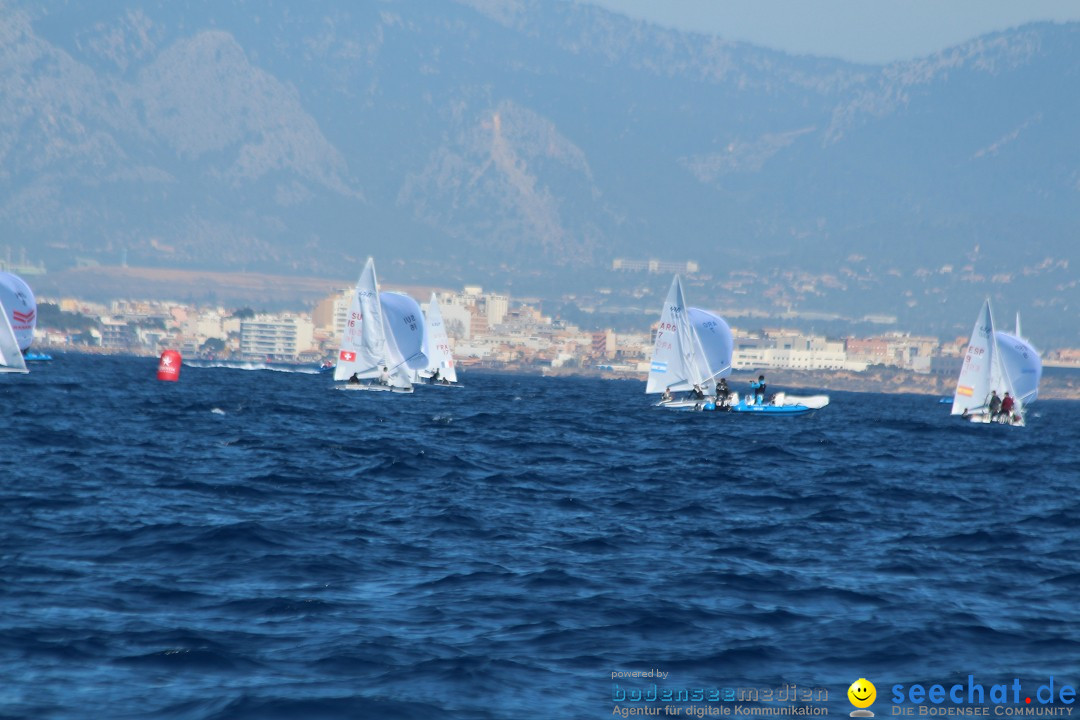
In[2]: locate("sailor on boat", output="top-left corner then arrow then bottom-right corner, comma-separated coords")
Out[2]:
716,378 -> 730,409
999,392 -> 1015,422
378,366 -> 391,385
661,387 -> 672,403
750,375 -> 767,405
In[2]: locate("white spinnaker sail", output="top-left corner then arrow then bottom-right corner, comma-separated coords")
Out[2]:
0,272 -> 36,352
688,308 -> 733,387
0,300 -> 28,374
646,276 -> 706,394
380,291 -> 428,377
995,331 -> 1041,405
416,293 -> 457,383
952,300 -> 996,415
334,257 -> 388,382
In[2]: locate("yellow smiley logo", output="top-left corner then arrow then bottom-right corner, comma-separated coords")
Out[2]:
848,678 -> 876,708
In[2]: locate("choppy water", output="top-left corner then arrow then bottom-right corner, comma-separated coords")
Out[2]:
3,355 -> 1079,719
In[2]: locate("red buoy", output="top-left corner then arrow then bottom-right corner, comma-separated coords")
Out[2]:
157,349 -> 182,381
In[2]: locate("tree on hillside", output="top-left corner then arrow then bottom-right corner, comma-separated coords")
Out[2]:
35,303 -> 98,332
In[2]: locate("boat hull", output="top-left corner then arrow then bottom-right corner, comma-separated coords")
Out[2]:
730,402 -> 814,416
961,409 -> 1025,427
771,392 -> 829,410
657,398 -> 707,409
336,383 -> 414,394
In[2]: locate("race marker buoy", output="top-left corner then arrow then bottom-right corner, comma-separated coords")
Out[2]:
157,349 -> 182,382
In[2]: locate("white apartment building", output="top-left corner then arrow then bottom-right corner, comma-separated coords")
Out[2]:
181,309 -> 227,345
310,288 -> 354,339
484,294 -> 509,326
733,332 -> 868,371
239,314 -> 315,361
612,259 -> 700,274
437,293 -> 473,340
733,346 -> 866,371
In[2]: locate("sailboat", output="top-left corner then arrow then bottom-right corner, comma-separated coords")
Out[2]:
413,293 -> 461,387
646,275 -> 732,409
333,257 -> 428,393
950,299 -> 1041,426
0,300 -> 29,374
646,276 -> 827,415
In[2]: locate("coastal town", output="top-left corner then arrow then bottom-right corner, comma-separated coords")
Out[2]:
25,266 -> 1080,399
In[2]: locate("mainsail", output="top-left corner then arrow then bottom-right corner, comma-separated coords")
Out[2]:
334,257 -> 387,382
647,276 -> 700,393
416,293 -> 457,383
646,276 -> 730,395
952,299 -> 1002,415
0,300 -> 29,374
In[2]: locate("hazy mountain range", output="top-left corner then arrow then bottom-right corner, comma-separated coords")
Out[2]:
2,0 -> 1078,342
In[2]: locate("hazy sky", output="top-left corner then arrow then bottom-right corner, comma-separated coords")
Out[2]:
584,0 -> 1080,64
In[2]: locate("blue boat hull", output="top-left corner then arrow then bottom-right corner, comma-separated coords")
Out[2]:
664,401 -> 813,415
729,401 -> 813,416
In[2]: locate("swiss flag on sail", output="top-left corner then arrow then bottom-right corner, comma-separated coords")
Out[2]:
339,350 -> 356,362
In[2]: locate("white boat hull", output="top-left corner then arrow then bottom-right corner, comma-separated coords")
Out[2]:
772,392 -> 830,410
336,383 -> 413,394
657,397 -> 712,410
962,408 -> 1024,427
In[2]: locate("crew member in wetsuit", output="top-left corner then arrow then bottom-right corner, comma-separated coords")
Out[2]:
716,378 -> 729,409
750,375 -> 766,405
999,392 -> 1014,422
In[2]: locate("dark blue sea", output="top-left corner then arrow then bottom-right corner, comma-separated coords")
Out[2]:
4,355 -> 1080,719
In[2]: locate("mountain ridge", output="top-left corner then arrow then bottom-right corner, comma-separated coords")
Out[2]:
2,0 -> 1077,340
